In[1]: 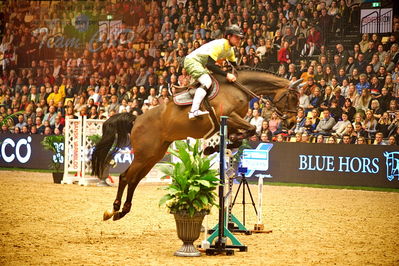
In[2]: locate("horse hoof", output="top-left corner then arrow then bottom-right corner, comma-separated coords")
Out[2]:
113,212 -> 121,221
103,209 -> 114,221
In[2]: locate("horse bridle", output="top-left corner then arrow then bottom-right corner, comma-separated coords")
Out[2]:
227,62 -> 299,118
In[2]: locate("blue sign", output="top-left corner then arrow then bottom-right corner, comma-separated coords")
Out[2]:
242,143 -> 273,177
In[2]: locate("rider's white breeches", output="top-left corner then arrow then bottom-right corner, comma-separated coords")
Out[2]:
198,74 -> 212,89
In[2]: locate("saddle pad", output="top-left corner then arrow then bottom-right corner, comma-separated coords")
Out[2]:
173,76 -> 219,106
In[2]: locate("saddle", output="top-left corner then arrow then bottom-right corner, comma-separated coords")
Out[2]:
173,76 -> 220,106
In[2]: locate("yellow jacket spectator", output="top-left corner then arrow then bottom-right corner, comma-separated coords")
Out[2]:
47,86 -> 64,106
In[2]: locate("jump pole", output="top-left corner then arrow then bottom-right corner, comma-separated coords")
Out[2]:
205,116 -> 248,256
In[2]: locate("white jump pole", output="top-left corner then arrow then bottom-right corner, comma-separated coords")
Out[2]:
254,176 -> 264,231
257,176 -> 263,225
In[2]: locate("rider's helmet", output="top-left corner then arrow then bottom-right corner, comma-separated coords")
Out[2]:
225,24 -> 244,38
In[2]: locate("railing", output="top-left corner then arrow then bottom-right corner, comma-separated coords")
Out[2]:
361,8 -> 393,34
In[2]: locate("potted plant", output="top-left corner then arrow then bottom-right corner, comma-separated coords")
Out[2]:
41,135 -> 65,183
159,140 -> 219,257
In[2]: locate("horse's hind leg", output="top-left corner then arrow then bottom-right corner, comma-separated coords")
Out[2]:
112,142 -> 171,221
103,170 -> 128,221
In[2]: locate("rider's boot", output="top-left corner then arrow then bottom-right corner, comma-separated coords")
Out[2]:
188,86 -> 209,120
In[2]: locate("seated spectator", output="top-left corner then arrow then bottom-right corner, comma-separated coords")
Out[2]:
388,111 -> 399,137
250,109 -> 263,135
355,74 -> 370,95
288,107 -> 306,135
332,112 -> 351,137
316,134 -> 325,144
260,132 -> 270,143
364,110 -> 378,139
373,132 -> 386,145
314,109 -> 336,135
15,115 -> 27,130
355,88 -> 372,113
300,66 -> 315,83
277,41 -> 291,66
341,134 -> 353,144
301,25 -> 321,57
306,87 -> 323,112
354,53 -> 368,73
298,87 -> 310,109
353,121 -> 368,139
341,98 -> 356,121
268,111 -> 282,135
369,76 -> 382,97
320,86 -> 334,109
244,108 -> 253,122
301,133 -> 310,143
261,100 -> 273,121
369,99 -> 383,120
295,132 -> 302,143
387,100 -> 398,120
356,136 -> 367,144
46,85 -> 64,107
327,136 -> 337,144
43,105 -> 57,126
376,112 -> 391,138
260,121 -> 273,141
305,109 -> 320,134
379,88 -> 394,112
387,135 -> 397,145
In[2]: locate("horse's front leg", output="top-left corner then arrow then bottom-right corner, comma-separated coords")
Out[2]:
228,111 -> 257,138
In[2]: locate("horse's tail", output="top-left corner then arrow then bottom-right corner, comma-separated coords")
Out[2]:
91,113 -> 136,178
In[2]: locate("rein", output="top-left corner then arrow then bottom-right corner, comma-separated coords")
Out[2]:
233,80 -> 261,99
233,80 -> 297,118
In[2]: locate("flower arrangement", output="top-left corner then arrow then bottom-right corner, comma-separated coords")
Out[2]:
159,140 -> 219,217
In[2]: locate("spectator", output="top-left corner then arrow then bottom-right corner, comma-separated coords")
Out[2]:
364,109 -> 377,139
288,107 -> 306,135
373,132 -> 386,145
260,121 -> 273,142
341,134 -> 352,144
15,115 -> 27,130
315,109 -> 336,135
250,109 -> 263,135
269,111 -> 282,135
332,112 -> 351,137
277,41 -> 291,66
355,88 -> 371,113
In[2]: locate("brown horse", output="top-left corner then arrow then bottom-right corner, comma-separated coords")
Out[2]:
91,67 -> 299,221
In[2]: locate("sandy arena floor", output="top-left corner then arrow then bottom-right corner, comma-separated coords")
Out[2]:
0,171 -> 398,265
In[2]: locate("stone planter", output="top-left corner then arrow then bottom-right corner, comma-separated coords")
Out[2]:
173,211 -> 206,257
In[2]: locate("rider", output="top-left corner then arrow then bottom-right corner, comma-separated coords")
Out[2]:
184,25 -> 244,120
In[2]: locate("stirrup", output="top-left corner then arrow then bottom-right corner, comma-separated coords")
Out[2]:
188,110 -> 209,120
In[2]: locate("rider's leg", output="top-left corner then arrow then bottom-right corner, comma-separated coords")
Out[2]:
189,74 -> 212,119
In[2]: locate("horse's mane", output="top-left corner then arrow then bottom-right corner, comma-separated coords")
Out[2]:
236,65 -> 280,77
235,65 -> 290,92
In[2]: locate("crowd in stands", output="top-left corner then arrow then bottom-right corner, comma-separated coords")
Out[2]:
0,0 -> 398,145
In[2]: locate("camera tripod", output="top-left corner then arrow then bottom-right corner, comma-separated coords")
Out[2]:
230,173 -> 258,232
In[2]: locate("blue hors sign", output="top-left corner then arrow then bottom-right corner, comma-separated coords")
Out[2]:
242,143 -> 273,177
298,155 -> 380,174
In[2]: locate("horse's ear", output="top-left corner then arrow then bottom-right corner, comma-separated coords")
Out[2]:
289,79 -> 303,90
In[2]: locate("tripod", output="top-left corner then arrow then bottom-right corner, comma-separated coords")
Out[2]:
231,173 -> 258,228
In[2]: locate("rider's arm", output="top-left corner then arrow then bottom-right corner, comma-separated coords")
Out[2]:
206,56 -> 228,77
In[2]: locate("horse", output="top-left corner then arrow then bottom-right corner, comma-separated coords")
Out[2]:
91,67 -> 300,221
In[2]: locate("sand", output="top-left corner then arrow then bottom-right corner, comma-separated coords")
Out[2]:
0,171 -> 398,265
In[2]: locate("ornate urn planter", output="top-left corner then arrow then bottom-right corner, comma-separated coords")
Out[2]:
173,211 -> 206,257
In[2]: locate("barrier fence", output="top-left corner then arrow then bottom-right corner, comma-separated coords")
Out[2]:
0,134 -> 398,188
